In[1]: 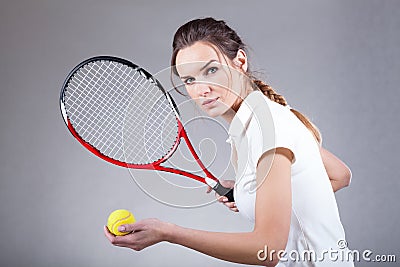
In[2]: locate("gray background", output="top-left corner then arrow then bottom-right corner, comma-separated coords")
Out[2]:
1,0 -> 399,266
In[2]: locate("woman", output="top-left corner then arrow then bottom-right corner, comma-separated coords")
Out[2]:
104,17 -> 353,266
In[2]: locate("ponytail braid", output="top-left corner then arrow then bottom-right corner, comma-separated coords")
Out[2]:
253,80 -> 322,145
170,18 -> 322,145
253,80 -> 288,106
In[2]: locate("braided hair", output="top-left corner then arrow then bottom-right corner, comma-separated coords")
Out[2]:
253,80 -> 321,143
171,17 -> 322,144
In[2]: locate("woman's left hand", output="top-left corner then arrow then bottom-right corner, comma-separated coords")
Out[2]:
206,180 -> 239,212
104,218 -> 173,251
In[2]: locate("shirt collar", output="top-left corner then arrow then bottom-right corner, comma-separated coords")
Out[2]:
228,90 -> 265,137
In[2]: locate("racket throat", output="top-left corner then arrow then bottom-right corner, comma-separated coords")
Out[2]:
205,177 -> 218,188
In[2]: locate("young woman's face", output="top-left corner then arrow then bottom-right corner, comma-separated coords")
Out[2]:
175,42 -> 246,119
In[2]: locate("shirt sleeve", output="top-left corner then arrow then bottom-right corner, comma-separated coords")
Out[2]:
247,99 -> 298,168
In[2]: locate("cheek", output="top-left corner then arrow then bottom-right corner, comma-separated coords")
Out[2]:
211,72 -> 229,89
184,86 -> 195,98
184,86 -> 203,106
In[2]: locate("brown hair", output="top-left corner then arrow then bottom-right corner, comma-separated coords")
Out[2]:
171,17 -> 322,144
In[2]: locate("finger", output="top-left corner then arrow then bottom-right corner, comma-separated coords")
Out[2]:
113,230 -> 149,249
223,202 -> 239,212
223,202 -> 236,208
104,225 -> 115,239
230,207 -> 239,212
217,195 -> 229,203
206,186 -> 212,193
104,226 -> 134,247
118,220 -> 146,233
104,225 -> 121,245
117,225 -> 132,234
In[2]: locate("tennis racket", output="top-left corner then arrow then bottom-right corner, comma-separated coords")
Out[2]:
59,56 -> 234,202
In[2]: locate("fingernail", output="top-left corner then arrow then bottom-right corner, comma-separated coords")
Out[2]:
118,226 -> 126,232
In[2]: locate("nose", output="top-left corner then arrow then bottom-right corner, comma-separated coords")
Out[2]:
193,82 -> 211,97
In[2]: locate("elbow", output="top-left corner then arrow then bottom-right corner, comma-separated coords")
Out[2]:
334,164 -> 352,189
270,242 -> 287,267
342,167 -> 352,188
255,235 -> 288,267
256,248 -> 283,267
261,250 -> 284,267
267,257 -> 281,267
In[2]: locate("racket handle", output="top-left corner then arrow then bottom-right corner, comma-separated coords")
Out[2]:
213,182 -> 235,202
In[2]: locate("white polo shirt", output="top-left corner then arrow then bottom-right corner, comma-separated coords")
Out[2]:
228,91 -> 354,266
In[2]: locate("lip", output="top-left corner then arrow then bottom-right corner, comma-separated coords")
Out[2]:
202,97 -> 219,106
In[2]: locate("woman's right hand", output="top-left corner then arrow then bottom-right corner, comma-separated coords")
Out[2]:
206,180 -> 238,212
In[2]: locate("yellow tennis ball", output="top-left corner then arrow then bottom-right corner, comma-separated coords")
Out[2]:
107,209 -> 135,236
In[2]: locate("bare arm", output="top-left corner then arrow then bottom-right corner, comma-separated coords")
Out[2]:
320,147 -> 352,192
105,148 -> 293,267
167,148 -> 292,266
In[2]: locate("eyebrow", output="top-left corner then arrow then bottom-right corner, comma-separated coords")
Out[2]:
179,60 -> 217,80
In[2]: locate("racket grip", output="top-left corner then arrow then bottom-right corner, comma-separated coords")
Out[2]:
213,182 -> 235,202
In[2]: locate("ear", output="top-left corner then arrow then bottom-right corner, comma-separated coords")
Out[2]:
233,49 -> 248,72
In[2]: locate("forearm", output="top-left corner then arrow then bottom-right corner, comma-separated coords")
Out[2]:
165,224 -> 278,266
328,166 -> 352,192
330,179 -> 347,192
164,150 -> 291,266
320,147 -> 352,192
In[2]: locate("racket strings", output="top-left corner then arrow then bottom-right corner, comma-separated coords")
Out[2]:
69,62 -> 136,157
123,88 -> 178,163
75,62 -> 136,134
64,60 -> 179,164
89,65 -> 140,155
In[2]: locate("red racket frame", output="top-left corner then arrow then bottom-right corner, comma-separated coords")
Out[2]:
60,56 -> 234,201
67,118 -> 217,184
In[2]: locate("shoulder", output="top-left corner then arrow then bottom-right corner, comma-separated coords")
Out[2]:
246,92 -> 311,165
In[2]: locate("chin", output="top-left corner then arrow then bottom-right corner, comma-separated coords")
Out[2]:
204,111 -> 220,117
203,108 -> 223,118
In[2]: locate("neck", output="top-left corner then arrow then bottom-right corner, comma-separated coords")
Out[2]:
221,108 -> 237,124
221,85 -> 255,124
